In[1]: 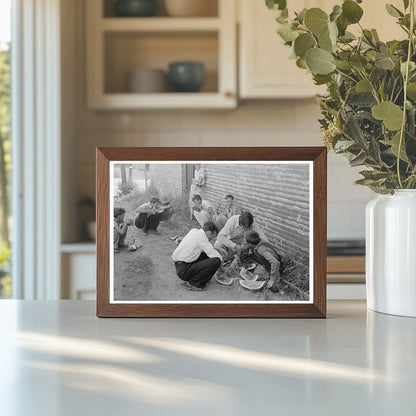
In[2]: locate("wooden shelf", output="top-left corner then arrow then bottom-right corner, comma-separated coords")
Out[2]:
327,256 -> 365,274
327,256 -> 365,284
89,92 -> 235,110
101,17 -> 221,32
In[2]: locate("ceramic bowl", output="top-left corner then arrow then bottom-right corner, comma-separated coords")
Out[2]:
114,0 -> 158,17
128,68 -> 167,93
168,61 -> 205,92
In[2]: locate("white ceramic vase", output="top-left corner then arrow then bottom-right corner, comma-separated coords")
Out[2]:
366,189 -> 416,317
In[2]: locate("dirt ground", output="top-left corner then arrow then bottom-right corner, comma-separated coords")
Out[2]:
113,190 -> 305,302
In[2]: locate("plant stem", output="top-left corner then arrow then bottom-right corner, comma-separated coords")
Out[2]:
397,0 -> 415,188
358,69 -> 381,104
334,68 -> 358,84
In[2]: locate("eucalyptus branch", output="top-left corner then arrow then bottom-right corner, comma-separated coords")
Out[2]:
358,69 -> 381,105
397,0 -> 415,188
393,85 -> 404,104
390,79 -> 398,102
334,68 -> 358,84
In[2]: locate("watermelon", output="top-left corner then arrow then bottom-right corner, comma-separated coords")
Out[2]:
239,279 -> 266,291
240,268 -> 258,281
246,263 -> 257,271
214,274 -> 234,286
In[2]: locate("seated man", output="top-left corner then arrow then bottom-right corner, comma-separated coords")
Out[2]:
159,196 -> 174,222
243,230 -> 283,292
114,207 -> 133,253
134,197 -> 163,235
214,211 -> 267,262
172,221 -> 222,291
215,194 -> 241,230
191,194 -> 216,227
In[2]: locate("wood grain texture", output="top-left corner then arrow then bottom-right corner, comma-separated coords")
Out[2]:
96,147 -> 327,318
327,256 -> 365,274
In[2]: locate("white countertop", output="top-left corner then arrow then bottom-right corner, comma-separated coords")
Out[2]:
0,300 -> 415,415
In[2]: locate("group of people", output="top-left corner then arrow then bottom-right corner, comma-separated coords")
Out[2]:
172,202 -> 283,293
113,163 -> 284,294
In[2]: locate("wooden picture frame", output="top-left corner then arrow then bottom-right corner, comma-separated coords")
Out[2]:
96,147 -> 327,318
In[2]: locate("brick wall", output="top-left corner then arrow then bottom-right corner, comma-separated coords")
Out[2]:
149,164 -> 184,199
203,163 -> 310,261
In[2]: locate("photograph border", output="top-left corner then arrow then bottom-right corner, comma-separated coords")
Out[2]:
96,147 -> 327,318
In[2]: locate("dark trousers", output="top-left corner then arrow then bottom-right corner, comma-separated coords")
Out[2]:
160,207 -> 174,221
239,248 -> 258,266
135,212 -> 162,233
174,253 -> 221,289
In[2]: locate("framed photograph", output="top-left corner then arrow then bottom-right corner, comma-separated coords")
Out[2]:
96,147 -> 327,318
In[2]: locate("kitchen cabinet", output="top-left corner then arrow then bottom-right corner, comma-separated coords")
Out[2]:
238,0 -> 404,99
86,0 -> 237,109
61,244 -> 96,300
239,0 -> 325,99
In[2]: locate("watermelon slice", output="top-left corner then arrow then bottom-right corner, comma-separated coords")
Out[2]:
214,274 -> 234,286
239,279 -> 266,291
246,263 -> 257,271
240,268 -> 258,281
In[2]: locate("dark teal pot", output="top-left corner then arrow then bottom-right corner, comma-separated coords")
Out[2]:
114,0 -> 157,17
168,62 -> 205,92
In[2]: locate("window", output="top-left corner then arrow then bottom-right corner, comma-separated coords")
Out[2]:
0,0 -> 11,298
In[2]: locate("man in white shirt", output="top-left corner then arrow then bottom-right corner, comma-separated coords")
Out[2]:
172,221 -> 222,291
191,194 -> 216,227
214,211 -> 267,261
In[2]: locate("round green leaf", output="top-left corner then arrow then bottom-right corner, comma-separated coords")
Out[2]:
333,60 -> 352,70
342,0 -> 363,24
296,8 -> 307,23
330,5 -> 342,22
339,31 -> 356,43
277,23 -> 298,43
371,101 -> 404,131
407,82 -> 416,99
306,48 -> 335,75
356,80 -> 372,92
336,15 -> 348,36
313,74 -> 332,85
294,33 -> 316,58
304,8 -> 328,35
328,21 -> 338,43
318,28 -> 334,52
266,0 -> 287,11
388,132 -> 408,162
296,57 -> 308,69
350,54 -> 368,70
375,56 -> 395,70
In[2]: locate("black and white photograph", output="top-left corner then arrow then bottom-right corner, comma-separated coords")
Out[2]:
109,161 -> 313,304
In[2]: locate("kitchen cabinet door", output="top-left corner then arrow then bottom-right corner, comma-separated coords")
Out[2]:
239,0 -> 326,99
239,0 -> 404,99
